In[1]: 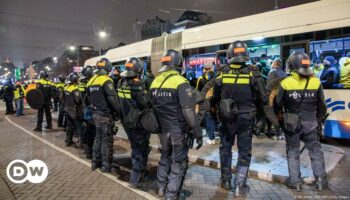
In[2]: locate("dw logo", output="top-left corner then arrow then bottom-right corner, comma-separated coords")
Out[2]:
6,160 -> 48,184
326,98 -> 350,112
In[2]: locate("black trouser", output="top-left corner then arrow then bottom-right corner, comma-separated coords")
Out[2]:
57,102 -> 65,126
5,98 -> 14,113
125,127 -> 150,185
75,118 -> 84,141
85,121 -> 96,157
53,97 -> 59,111
92,112 -> 113,168
65,113 -> 75,143
37,102 -> 52,128
220,114 -> 254,182
157,132 -> 189,199
285,130 -> 326,184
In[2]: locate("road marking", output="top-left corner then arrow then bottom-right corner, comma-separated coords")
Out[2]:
5,116 -> 158,200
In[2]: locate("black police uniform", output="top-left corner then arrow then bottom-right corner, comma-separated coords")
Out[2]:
275,72 -> 327,188
81,80 -> 96,159
87,74 -> 120,171
56,81 -> 66,127
3,82 -> 15,114
35,79 -> 54,130
74,81 -> 87,148
63,83 -> 82,146
211,63 -> 268,191
117,77 -> 151,187
150,69 -> 202,199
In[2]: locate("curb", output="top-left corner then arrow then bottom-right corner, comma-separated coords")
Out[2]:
115,136 -> 345,185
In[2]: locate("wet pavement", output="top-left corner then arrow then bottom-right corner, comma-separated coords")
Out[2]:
87,115 -> 345,184
0,109 -> 349,199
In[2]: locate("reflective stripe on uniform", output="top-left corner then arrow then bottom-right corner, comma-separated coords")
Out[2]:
64,84 -> 79,93
37,79 -> 54,86
117,89 -> 131,99
150,70 -> 188,89
281,72 -> 320,90
86,74 -> 113,87
222,74 -> 250,84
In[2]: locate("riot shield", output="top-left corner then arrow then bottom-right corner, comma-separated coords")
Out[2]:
26,89 -> 45,110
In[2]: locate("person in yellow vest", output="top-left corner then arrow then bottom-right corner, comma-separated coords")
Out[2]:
340,57 -> 350,88
14,81 -> 25,116
275,52 -> 327,191
87,58 -> 120,173
196,62 -> 215,92
55,75 -> 66,127
34,71 -> 55,132
63,73 -> 82,147
196,62 -> 218,145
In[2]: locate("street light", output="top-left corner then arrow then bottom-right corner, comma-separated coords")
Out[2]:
69,45 -> 76,51
99,30 -> 107,38
4,68 -> 8,71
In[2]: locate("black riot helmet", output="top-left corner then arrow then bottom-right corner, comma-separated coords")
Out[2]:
159,49 -> 183,73
81,65 -> 95,80
95,58 -> 112,75
58,75 -> 66,83
227,40 -> 250,64
67,72 -> 79,84
287,52 -> 314,77
38,71 -> 48,79
121,57 -> 144,78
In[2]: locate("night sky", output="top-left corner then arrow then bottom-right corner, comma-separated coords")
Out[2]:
0,0 -> 316,66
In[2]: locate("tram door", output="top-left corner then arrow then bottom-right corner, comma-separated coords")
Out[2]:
280,41 -> 310,71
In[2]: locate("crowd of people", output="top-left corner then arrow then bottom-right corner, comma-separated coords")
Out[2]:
1,40 -> 334,200
0,79 -> 27,116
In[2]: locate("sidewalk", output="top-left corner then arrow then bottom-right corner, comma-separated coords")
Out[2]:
52,112 -> 345,184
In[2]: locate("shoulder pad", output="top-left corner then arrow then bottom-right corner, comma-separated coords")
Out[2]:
248,64 -> 260,71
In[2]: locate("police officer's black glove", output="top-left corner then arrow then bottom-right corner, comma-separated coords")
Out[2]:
196,136 -> 203,150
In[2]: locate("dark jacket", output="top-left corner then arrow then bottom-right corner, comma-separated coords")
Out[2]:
320,65 -> 340,89
150,70 -> 201,138
275,72 -> 327,133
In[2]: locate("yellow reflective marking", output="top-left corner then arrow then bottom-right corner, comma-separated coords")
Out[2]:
222,78 -> 250,84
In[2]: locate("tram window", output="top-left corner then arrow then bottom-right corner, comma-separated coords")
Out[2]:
310,37 -> 350,89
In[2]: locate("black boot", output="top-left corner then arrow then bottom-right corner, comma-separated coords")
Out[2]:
315,176 -> 328,190
65,141 -> 74,147
220,180 -> 232,190
165,193 -> 179,200
33,127 -> 42,132
286,178 -> 302,192
156,186 -> 166,197
234,166 -> 250,197
91,161 -> 101,170
45,125 -> 52,129
76,139 -> 84,149
101,163 -> 111,173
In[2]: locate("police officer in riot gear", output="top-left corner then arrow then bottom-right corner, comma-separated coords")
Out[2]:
110,66 -> 121,90
117,57 -> 151,188
150,49 -> 203,200
211,41 -> 268,196
275,52 -> 327,191
87,58 -> 120,173
75,72 -> 88,149
63,73 -> 82,147
34,71 -> 54,132
56,75 -> 66,128
2,78 -> 15,115
81,65 -> 96,159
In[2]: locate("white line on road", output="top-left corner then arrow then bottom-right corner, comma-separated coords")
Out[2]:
5,116 -> 158,200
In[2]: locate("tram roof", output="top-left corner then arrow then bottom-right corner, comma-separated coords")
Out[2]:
85,0 -> 350,66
